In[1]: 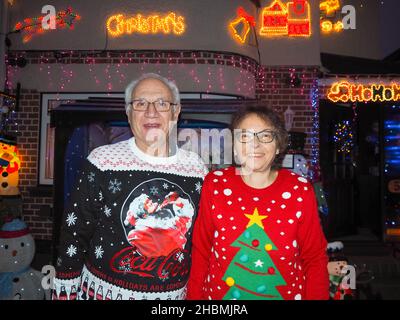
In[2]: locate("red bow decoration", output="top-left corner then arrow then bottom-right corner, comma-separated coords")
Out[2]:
237,7 -> 256,26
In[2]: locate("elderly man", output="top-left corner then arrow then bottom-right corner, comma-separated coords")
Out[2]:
53,73 -> 207,300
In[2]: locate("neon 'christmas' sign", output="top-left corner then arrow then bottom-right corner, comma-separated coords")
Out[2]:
106,12 -> 186,37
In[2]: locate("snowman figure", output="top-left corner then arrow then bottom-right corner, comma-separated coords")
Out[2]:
283,153 -> 309,178
0,218 -> 47,300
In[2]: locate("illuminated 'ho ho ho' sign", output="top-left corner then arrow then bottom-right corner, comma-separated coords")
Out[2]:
106,12 -> 186,37
328,81 -> 400,103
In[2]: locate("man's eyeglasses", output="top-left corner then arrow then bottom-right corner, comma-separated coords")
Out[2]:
235,129 -> 276,144
129,99 -> 177,112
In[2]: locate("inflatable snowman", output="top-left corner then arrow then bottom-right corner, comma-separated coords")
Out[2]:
0,218 -> 47,300
283,153 -> 309,178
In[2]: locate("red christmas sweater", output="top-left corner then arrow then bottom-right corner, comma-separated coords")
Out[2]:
187,167 -> 329,300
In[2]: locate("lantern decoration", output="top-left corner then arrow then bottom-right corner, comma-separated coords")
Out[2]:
13,7 -> 81,43
0,218 -> 48,300
284,106 -> 295,131
260,0 -> 311,38
0,136 -> 21,196
228,7 -> 256,44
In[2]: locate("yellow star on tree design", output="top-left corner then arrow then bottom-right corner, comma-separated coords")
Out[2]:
245,208 -> 268,229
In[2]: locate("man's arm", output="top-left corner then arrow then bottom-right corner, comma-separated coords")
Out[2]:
53,159 -> 103,300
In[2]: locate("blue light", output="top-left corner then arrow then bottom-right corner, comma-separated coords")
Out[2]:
385,136 -> 400,140
386,160 -> 400,164
385,146 -> 400,151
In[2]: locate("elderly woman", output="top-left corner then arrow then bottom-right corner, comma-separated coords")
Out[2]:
187,106 -> 329,300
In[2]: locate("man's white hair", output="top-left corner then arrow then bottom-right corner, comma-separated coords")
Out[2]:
124,73 -> 181,114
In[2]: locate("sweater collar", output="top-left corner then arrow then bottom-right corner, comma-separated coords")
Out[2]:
129,137 -> 179,166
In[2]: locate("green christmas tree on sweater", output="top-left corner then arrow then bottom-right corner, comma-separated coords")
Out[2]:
222,208 -> 286,300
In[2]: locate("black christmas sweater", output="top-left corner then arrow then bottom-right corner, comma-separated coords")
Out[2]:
53,137 -> 208,300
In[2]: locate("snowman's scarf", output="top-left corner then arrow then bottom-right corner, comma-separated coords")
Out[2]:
0,267 -> 30,299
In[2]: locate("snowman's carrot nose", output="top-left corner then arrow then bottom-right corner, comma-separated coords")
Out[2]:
12,250 -> 17,257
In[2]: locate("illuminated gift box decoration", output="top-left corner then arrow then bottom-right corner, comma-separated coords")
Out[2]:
260,0 -> 311,37
287,0 -> 311,37
260,0 -> 289,36
0,137 -> 21,196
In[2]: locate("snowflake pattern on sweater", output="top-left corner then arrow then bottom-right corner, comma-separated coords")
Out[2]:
187,167 -> 329,300
53,138 -> 207,300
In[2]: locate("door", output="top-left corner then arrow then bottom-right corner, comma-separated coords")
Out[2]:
319,100 -> 357,238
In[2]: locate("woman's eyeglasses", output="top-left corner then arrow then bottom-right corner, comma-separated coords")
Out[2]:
235,129 -> 276,144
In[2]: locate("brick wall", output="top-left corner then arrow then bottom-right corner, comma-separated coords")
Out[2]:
255,66 -> 319,156
15,89 -> 53,240
7,50 -> 319,240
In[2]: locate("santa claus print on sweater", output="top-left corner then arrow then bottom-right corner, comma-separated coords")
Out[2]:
116,179 -> 195,264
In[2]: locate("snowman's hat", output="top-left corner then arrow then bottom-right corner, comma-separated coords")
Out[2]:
0,218 -> 30,239
327,241 -> 347,262
0,135 -> 17,146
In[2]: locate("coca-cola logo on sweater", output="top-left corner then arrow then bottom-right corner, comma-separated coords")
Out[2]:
110,247 -> 190,279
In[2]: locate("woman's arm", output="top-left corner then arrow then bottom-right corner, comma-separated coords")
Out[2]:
186,174 -> 215,300
297,184 -> 330,300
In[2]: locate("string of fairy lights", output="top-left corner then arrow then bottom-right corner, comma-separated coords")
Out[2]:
4,50 -> 284,97
333,120 -> 354,154
310,79 -> 320,182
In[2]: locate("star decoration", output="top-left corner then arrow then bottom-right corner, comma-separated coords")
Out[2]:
254,259 -> 264,268
245,208 -> 268,229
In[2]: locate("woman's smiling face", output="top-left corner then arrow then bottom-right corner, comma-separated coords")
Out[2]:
234,113 -> 280,172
